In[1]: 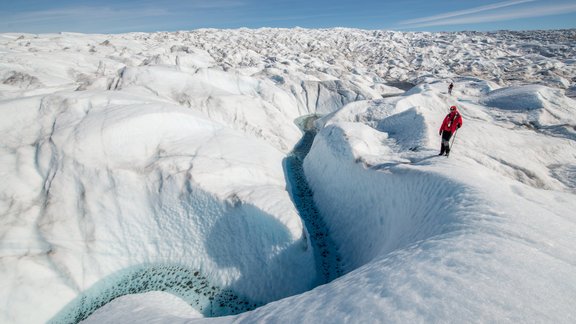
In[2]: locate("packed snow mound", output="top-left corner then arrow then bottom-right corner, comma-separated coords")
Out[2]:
53,98 -> 222,169
480,85 -> 576,135
317,100 -> 432,155
481,85 -> 557,110
113,65 -> 302,152
86,291 -> 203,322
304,122 -> 461,269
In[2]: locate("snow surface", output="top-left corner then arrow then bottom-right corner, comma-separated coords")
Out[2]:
0,28 -> 575,323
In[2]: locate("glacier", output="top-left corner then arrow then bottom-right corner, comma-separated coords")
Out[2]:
0,28 -> 575,323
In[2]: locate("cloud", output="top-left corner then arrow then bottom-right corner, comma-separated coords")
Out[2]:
0,1 -> 247,33
187,0 -> 246,9
401,3 -> 576,28
0,6 -> 168,25
110,0 -> 246,10
397,0 -> 576,29
399,0 -> 536,25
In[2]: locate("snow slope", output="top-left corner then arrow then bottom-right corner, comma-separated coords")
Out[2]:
214,77 -> 576,323
0,28 -> 575,323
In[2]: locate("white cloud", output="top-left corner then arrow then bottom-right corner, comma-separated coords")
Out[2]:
0,6 -> 168,25
401,3 -> 576,28
188,0 -> 246,9
0,1 -> 246,30
400,0 -> 535,25
399,0 -> 536,25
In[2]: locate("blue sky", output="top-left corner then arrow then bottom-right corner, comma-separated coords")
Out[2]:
1,0 -> 575,34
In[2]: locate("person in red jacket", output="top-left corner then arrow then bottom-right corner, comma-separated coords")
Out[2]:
438,105 -> 463,156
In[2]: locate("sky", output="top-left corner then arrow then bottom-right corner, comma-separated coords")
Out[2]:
1,0 -> 576,34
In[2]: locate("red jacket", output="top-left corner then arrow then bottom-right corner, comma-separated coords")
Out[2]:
439,108 -> 463,133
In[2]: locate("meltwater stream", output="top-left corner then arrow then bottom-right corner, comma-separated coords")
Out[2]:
50,265 -> 262,323
284,115 -> 343,284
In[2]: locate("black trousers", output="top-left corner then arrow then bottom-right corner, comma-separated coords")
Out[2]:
440,131 -> 453,155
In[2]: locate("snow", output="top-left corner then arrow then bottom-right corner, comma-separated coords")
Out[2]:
0,28 -> 575,323
80,292 -> 204,323
480,85 -> 576,136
